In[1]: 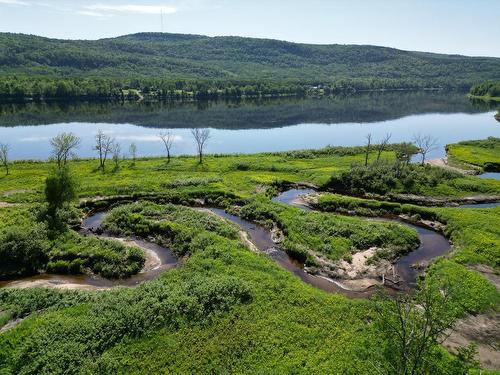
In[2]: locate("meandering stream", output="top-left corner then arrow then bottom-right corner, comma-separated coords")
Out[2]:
271,188 -> 451,290
0,212 -> 177,290
2,190 -> 497,296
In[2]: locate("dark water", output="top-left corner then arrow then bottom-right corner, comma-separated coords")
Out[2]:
0,91 -> 498,160
209,208 -> 371,298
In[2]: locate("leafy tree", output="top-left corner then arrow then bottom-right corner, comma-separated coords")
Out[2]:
0,224 -> 49,279
50,132 -> 81,168
44,167 -> 77,230
373,283 -> 478,375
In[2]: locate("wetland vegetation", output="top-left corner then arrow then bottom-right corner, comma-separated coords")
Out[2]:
0,134 -> 499,373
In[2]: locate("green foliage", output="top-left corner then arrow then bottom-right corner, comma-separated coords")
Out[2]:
447,137 -> 500,171
0,143 -> 498,374
425,260 -> 499,313
0,274 -> 251,374
316,193 -> 440,221
373,283 -> 479,375
1,32 -> 500,102
0,223 -> 49,279
469,81 -> 500,101
45,167 -> 77,209
102,202 -> 239,257
238,198 -> 418,263
48,232 -> 145,279
326,162 -> 462,196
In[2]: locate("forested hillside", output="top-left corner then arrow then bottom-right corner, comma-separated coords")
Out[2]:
1,32 -> 500,101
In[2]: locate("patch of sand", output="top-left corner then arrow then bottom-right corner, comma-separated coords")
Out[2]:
444,311 -> 500,370
427,157 -> 479,175
2,189 -> 33,197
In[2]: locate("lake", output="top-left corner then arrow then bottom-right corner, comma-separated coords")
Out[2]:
0,91 -> 498,161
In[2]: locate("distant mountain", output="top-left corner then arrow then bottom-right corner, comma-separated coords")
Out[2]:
1,32 -> 500,88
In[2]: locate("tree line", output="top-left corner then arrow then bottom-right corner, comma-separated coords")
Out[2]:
0,76 -> 452,103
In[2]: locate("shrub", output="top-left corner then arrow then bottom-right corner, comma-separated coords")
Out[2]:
0,224 -> 49,279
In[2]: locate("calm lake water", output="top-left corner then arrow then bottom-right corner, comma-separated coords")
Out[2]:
0,91 -> 498,160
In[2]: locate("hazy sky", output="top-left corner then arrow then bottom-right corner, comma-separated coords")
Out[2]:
1,0 -> 499,57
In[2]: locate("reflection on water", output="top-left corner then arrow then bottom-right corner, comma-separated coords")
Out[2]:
0,91 -> 498,160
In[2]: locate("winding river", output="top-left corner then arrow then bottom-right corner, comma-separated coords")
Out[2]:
2,191 -> 497,296
0,212 -> 177,290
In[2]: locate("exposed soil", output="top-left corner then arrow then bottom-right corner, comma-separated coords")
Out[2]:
0,202 -> 18,207
2,189 -> 34,197
0,317 -> 26,334
444,311 -> 500,370
427,157 -> 479,175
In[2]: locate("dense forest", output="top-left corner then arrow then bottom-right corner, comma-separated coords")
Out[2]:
469,81 -> 500,100
1,32 -> 500,101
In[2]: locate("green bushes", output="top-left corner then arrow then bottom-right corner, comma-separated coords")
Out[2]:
469,82 -> 500,99
316,193 -> 440,221
0,219 -> 145,280
238,198 -> 418,263
0,224 -> 49,279
102,202 -> 240,257
49,233 -> 145,279
326,163 -> 462,196
0,274 -> 251,374
425,260 -> 499,314
159,176 -> 222,188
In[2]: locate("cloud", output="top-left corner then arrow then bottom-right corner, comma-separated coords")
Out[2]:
0,0 -> 28,5
77,10 -> 108,18
84,3 -> 177,15
115,134 -> 183,142
19,136 -> 51,142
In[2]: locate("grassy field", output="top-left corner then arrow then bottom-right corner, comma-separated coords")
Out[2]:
447,137 -> 500,172
0,144 -> 499,373
1,147 -> 499,205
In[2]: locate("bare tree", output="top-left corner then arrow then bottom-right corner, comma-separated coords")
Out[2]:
364,133 -> 372,166
129,143 -> 137,165
376,133 -> 392,162
94,130 -> 114,171
191,128 -> 210,164
413,134 -> 438,165
50,132 -> 81,168
373,284 -> 474,375
0,143 -> 9,175
158,131 -> 175,163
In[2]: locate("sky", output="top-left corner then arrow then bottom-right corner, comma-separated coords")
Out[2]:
1,0 -> 499,57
